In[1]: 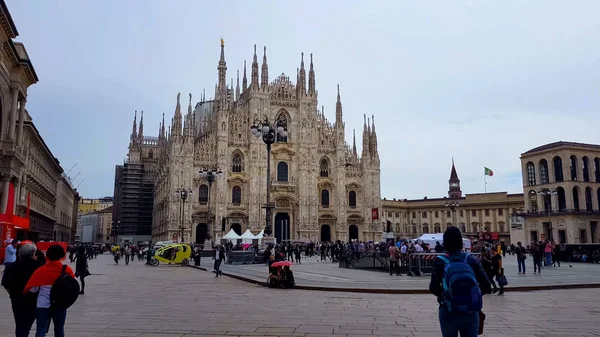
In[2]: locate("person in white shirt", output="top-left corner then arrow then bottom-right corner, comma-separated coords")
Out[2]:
4,239 -> 18,266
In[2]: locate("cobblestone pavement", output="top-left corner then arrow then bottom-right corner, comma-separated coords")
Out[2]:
0,254 -> 598,337
220,254 -> 600,290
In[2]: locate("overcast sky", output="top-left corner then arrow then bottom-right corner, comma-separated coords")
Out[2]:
7,1 -> 600,200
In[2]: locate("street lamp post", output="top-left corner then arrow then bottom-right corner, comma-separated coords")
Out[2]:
445,201 -> 460,229
538,188 -> 557,239
175,188 -> 193,243
199,168 -> 223,243
112,220 -> 120,245
250,115 -> 288,239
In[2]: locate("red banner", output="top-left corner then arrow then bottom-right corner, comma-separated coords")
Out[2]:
371,208 -> 379,221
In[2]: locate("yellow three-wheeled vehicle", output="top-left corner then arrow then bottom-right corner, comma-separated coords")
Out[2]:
152,243 -> 192,266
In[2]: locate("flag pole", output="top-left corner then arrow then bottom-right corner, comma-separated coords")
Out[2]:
484,171 -> 487,193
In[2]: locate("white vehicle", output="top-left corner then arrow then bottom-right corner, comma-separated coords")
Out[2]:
153,241 -> 176,249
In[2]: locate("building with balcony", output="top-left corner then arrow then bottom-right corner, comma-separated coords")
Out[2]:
0,0 -> 39,240
382,161 -> 524,244
514,141 -> 600,244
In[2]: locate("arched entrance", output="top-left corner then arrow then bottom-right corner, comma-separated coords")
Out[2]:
195,223 -> 207,244
349,224 -> 359,242
320,225 -> 331,242
274,213 -> 290,243
230,223 -> 242,236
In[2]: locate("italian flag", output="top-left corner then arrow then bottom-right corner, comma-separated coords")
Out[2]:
484,167 -> 494,176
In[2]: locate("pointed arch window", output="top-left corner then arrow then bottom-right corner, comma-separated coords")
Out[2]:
277,162 -> 288,182
276,114 -> 288,142
232,152 -> 244,173
321,189 -> 330,208
198,185 -> 209,203
348,191 -> 357,208
232,186 -> 242,204
320,158 -> 329,178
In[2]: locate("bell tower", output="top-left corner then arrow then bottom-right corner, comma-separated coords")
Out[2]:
448,159 -> 462,199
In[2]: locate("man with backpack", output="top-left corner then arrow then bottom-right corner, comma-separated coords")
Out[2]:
429,227 -> 492,337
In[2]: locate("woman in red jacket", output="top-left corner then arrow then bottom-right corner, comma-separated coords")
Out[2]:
23,244 -> 74,337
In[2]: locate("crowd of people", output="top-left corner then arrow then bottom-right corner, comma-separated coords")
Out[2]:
2,241 -> 80,337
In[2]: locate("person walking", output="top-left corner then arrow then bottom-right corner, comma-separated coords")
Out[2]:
515,242 -> 527,274
124,246 -> 131,265
213,244 -> 225,277
531,241 -> 543,274
4,239 -> 18,267
429,227 -> 491,337
388,242 -> 400,276
491,247 -> 504,295
544,239 -> 554,268
24,245 -> 76,337
2,243 -> 41,337
74,246 -> 89,295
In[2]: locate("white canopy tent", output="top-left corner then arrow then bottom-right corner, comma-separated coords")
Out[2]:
411,233 -> 471,251
240,229 -> 257,244
223,229 -> 241,240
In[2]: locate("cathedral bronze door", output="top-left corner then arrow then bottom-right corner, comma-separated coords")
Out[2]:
349,224 -> 359,242
320,225 -> 331,243
195,223 -> 207,244
274,213 -> 290,244
231,223 -> 242,236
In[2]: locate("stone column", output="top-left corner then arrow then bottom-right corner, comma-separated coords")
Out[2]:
16,98 -> 26,147
551,192 -> 558,212
7,86 -> 19,141
0,176 -> 11,214
12,178 -> 20,215
536,193 -> 544,212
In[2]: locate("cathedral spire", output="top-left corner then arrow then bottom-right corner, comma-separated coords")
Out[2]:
183,93 -> 194,139
236,69 -> 240,101
298,52 -> 306,96
251,45 -> 259,89
172,92 -> 183,138
261,46 -> 269,89
362,114 -> 370,159
161,112 -> 165,139
242,60 -> 248,91
308,53 -> 315,95
352,129 -> 358,160
218,38 -> 227,91
131,110 -> 137,138
138,110 -> 144,143
335,84 -> 343,124
370,114 -> 378,156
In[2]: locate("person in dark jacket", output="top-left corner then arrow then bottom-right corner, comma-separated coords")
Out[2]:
1,243 -> 41,337
212,244 -> 225,277
74,246 -> 89,294
429,227 -> 492,337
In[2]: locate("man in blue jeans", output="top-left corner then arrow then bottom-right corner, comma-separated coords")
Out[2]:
429,227 -> 491,337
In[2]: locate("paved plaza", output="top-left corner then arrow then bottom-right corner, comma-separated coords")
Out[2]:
0,254 -> 599,337
218,255 -> 600,292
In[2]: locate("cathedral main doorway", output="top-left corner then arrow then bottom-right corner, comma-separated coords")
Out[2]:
349,225 -> 359,242
274,213 -> 290,244
320,225 -> 331,242
231,223 -> 242,236
195,223 -> 207,244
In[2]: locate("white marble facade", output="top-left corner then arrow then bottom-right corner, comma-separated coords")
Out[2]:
142,42 -> 382,244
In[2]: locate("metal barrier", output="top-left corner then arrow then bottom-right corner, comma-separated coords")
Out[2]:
339,251 -> 481,276
226,251 -> 256,265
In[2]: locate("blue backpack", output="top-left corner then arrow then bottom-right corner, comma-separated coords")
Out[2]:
437,253 -> 482,313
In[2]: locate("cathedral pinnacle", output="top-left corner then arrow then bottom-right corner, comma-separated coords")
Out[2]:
242,60 -> 248,91
261,46 -> 269,89
335,84 -> 343,124
218,39 -> 227,90
236,69 -> 240,101
308,53 -> 315,95
138,110 -> 144,142
298,52 -> 306,96
132,110 -> 137,138
251,44 -> 259,89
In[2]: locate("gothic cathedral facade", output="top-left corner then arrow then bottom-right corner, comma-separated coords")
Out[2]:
140,42 -> 381,244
